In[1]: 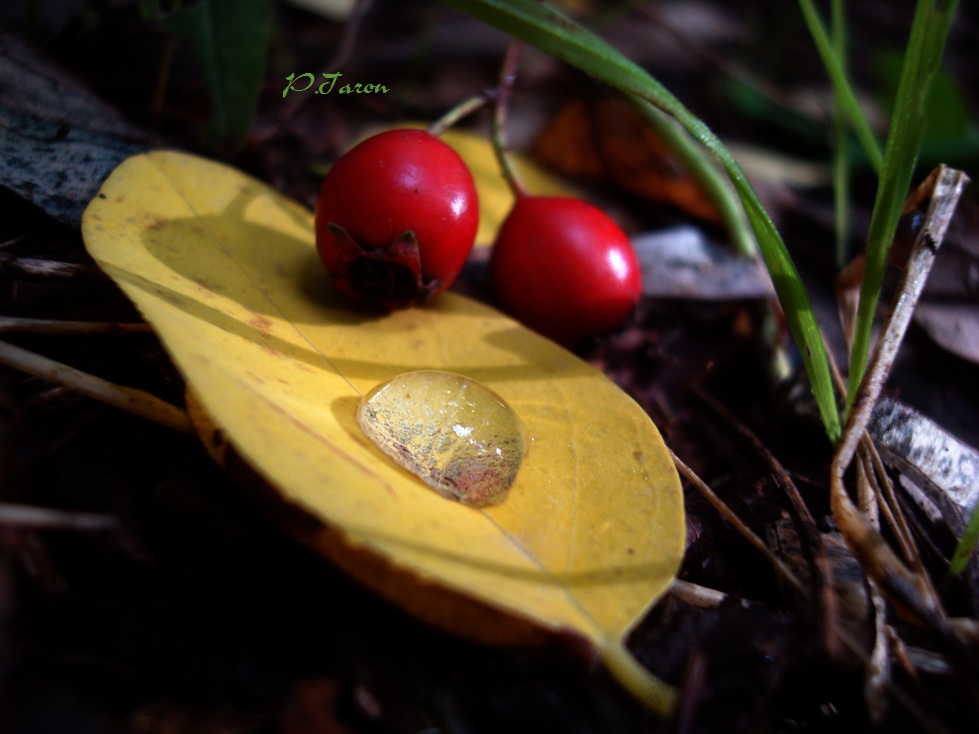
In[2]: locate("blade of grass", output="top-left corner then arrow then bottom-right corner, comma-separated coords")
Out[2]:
948,501 -> 979,580
845,0 -> 960,417
830,0 -> 852,269
439,0 -> 841,441
161,0 -> 272,151
796,0 -> 884,174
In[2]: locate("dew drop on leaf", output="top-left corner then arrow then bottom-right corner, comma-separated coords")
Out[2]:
356,370 -> 526,507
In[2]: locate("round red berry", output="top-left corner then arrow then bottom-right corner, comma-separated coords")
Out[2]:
315,129 -> 479,310
490,196 -> 642,346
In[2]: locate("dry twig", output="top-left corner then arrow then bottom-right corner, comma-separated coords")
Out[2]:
669,449 -> 806,597
830,166 -> 977,675
0,317 -> 151,335
0,339 -> 192,434
692,387 -> 844,658
0,253 -> 106,279
0,503 -> 122,533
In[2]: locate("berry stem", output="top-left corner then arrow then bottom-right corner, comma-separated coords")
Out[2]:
428,90 -> 495,137
492,39 -> 527,198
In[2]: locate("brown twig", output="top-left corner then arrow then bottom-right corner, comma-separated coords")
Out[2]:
824,330 -> 924,578
669,448 -> 806,596
0,253 -> 106,279
855,454 -> 892,720
692,386 -> 843,659
866,437 -> 926,578
0,317 -> 152,335
0,503 -> 122,533
491,38 -> 527,198
824,324 -> 925,718
0,339 -> 192,434
830,166 -> 979,676
670,578 -> 743,608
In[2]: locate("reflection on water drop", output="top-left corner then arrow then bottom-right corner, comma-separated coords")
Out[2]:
356,370 -> 526,507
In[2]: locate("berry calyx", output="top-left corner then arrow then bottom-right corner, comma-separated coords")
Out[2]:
490,195 -> 642,347
315,129 -> 479,310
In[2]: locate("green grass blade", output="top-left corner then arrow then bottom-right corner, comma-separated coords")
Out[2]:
948,501 -> 979,579
797,0 -> 883,174
162,0 -> 272,151
845,0 -> 960,416
830,0 -> 851,269
440,0 -> 841,441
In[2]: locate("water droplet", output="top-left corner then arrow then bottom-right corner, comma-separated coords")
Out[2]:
356,370 -> 525,507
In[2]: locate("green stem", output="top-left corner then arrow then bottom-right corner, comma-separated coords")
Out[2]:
947,500 -> 979,581
830,0 -> 851,269
428,90 -> 494,137
797,0 -> 883,174
845,0 -> 960,417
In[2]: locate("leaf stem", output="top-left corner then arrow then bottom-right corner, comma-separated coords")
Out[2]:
797,0 -> 884,174
600,640 -> 677,718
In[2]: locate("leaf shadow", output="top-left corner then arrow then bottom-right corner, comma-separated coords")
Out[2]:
139,187 -> 366,323
125,184 -> 594,387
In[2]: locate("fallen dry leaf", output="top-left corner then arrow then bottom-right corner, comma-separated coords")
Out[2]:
0,31 -> 154,226
81,150 -> 685,713
914,302 -> 979,364
632,225 -> 775,300
871,395 -> 979,537
532,97 -> 722,223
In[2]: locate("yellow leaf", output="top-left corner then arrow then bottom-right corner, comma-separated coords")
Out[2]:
81,150 -> 685,714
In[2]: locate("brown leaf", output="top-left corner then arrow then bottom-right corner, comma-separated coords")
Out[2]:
532,97 -> 721,223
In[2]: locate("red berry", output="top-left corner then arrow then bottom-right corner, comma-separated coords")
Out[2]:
315,129 -> 479,310
490,196 -> 642,347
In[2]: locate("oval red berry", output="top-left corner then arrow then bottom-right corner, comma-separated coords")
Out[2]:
490,196 -> 642,347
315,129 -> 479,310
